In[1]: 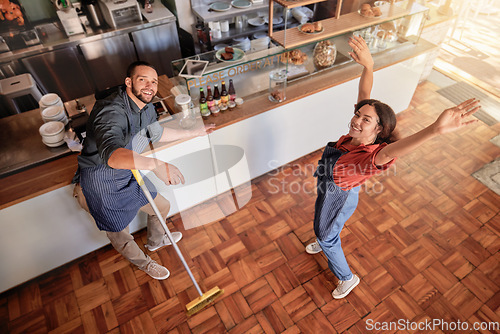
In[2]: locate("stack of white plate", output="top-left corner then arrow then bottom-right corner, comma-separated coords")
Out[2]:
39,93 -> 64,111
41,105 -> 68,125
250,36 -> 270,52
39,121 -> 66,147
232,36 -> 251,51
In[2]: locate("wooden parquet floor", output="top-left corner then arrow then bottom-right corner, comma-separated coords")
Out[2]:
2,81 -> 500,333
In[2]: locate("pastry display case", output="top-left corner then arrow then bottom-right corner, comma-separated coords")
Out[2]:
172,1 -> 429,105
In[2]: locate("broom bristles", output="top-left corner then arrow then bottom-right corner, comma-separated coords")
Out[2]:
186,287 -> 224,316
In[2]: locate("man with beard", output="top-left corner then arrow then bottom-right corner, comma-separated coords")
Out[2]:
74,61 -> 213,279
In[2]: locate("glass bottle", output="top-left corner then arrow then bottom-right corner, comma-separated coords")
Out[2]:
145,0 -> 153,13
220,81 -> 229,106
75,99 -> 87,113
228,79 -> 236,101
213,84 -> 221,107
199,87 -> 210,118
206,86 -> 214,110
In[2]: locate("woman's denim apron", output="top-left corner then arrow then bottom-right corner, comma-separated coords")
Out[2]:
314,142 -> 360,280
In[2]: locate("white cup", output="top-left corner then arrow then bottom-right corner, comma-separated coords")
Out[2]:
212,29 -> 222,39
220,20 -> 229,32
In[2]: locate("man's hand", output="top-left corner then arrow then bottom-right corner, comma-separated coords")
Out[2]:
191,123 -> 216,137
153,162 -> 185,185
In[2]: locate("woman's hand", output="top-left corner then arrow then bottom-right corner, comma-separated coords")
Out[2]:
431,98 -> 480,135
349,35 -> 373,70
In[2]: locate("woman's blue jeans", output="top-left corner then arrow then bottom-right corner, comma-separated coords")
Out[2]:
317,186 -> 360,281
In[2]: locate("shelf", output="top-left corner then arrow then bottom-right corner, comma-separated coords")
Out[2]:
271,3 -> 421,48
273,0 -> 327,9
210,20 -> 300,45
192,1 -> 270,23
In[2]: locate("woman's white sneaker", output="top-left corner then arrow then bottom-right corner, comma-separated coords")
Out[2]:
305,241 -> 323,254
332,274 -> 360,299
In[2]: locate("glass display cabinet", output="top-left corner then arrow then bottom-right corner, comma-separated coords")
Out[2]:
172,1 -> 429,106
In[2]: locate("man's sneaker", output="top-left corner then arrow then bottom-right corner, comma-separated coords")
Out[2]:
145,232 -> 183,251
332,274 -> 360,299
143,260 -> 170,280
305,241 -> 323,254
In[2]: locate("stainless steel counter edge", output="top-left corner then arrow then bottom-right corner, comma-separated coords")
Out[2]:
0,16 -> 176,63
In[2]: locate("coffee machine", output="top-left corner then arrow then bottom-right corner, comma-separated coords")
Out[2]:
53,0 -> 85,36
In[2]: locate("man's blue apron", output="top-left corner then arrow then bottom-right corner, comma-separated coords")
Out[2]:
80,95 -> 157,232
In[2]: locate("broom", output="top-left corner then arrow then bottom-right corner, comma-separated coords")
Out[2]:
131,169 -> 224,315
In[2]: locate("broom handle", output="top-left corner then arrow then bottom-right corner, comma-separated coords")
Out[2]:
207,133 -> 219,195
132,169 -> 204,297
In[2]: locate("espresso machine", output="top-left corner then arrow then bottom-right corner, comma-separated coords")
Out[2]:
53,0 -> 85,36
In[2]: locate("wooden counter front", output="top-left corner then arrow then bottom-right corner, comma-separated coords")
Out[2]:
0,38 -> 436,209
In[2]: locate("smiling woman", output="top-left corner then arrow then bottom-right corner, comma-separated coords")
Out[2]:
305,35 -> 481,300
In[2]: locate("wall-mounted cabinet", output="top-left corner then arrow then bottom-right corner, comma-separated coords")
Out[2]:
190,0 -> 299,51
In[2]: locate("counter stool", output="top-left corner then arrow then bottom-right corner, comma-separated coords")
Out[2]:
0,73 -> 43,115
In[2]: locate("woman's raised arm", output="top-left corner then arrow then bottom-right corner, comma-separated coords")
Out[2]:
349,35 -> 374,103
374,98 -> 480,166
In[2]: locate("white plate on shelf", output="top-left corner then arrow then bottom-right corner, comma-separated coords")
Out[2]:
263,16 -> 283,24
216,47 -> 245,62
42,138 -> 66,148
248,17 -> 266,26
209,2 -> 231,11
253,31 -> 268,39
231,0 -> 251,9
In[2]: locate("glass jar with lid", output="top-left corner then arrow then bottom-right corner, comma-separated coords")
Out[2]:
175,94 -> 196,129
313,40 -> 337,70
269,69 -> 287,103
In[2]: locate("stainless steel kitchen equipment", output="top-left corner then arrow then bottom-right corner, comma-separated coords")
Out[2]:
21,47 -> 94,102
83,0 -> 104,28
79,34 -> 137,92
98,0 -> 142,28
131,8 -> 181,77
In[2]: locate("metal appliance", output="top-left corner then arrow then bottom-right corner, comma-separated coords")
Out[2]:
52,0 -> 85,36
83,0 -> 104,28
0,37 -> 10,53
98,0 -> 142,28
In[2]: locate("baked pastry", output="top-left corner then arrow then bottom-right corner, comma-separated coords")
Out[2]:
221,52 -> 233,60
313,22 -> 323,32
281,49 -> 307,65
301,23 -> 315,33
225,46 -> 234,54
360,3 -> 382,17
360,7 -> 374,17
372,6 -> 382,16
